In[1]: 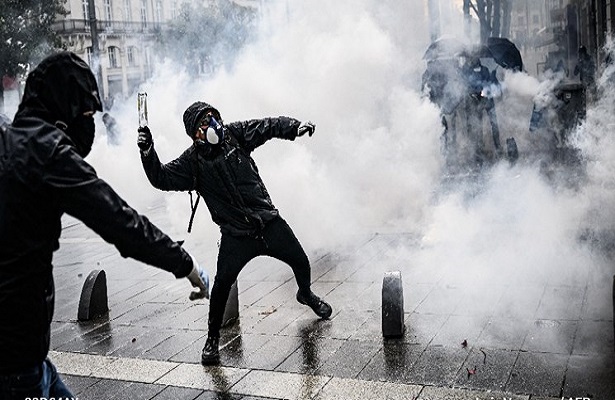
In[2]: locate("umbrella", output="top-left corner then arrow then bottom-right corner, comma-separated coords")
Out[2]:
484,37 -> 523,71
423,36 -> 467,61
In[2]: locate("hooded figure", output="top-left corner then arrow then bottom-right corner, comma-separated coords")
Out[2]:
137,101 -> 330,365
0,52 -> 208,398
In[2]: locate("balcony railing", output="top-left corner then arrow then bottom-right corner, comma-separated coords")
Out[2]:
52,19 -> 166,35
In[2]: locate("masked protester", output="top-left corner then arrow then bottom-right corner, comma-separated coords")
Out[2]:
137,101 -> 332,365
0,52 -> 209,399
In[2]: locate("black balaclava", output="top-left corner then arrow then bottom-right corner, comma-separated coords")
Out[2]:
15,51 -> 103,157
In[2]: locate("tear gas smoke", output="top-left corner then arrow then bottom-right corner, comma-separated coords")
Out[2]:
57,1 -> 615,347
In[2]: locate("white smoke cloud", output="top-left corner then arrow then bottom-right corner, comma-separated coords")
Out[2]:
86,0 -> 614,330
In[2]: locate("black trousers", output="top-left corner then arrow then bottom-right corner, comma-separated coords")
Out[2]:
207,216 -> 311,337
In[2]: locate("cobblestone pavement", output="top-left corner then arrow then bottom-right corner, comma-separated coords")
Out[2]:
50,199 -> 614,400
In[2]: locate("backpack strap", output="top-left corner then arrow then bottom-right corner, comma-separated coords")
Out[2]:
187,147 -> 201,233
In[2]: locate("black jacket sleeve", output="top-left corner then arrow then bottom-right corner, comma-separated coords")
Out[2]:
140,146 -> 195,192
45,140 -> 193,278
226,116 -> 301,153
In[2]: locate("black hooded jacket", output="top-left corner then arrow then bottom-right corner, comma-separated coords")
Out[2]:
141,102 -> 301,236
0,52 -> 193,374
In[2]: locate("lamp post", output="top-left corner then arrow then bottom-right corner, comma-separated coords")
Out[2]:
87,0 -> 105,104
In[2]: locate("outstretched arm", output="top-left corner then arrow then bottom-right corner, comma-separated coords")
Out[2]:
225,117 -> 315,152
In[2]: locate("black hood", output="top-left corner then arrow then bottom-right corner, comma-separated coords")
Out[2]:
15,51 -> 102,127
183,101 -> 221,138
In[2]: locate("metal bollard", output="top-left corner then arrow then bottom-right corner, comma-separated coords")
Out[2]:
222,280 -> 239,327
382,271 -> 405,338
78,270 -> 109,321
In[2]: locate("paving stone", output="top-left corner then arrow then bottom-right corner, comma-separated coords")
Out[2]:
403,313 -> 448,345
493,285 -> 545,319
50,350 -> 116,376
572,320 -> 614,355
450,285 -> 505,317
250,304 -> 308,335
314,376 -> 421,400
534,286 -> 584,320
60,374 -> 100,395
454,348 -> 518,392
323,281 -> 373,312
151,385 -> 205,400
315,340 -> 381,379
110,381 -> 166,400
156,363 -> 249,391
431,315 -> 489,348
506,352 -> 568,397
413,285 -> 460,315
74,377 -> 132,400
143,330 -> 207,361
404,345 -> 468,386
56,322 -> 114,353
563,354 -> 615,399
522,319 -> 577,354
275,337 -> 345,375
416,386 -> 528,400
90,357 -> 177,383
235,334 -> 301,370
478,317 -> 533,350
357,341 -> 424,383
109,328 -> 177,358
231,370 -> 329,400
217,333 -> 271,368
324,309 -> 372,340
85,324 -> 151,356
194,390 -> 243,400
349,311 -> 384,342
580,284 -> 613,320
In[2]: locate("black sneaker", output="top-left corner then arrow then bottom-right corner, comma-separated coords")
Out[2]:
296,290 -> 332,319
201,336 -> 220,366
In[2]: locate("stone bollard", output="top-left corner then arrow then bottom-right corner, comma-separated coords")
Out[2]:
222,280 -> 239,327
382,271 -> 405,338
78,270 -> 109,321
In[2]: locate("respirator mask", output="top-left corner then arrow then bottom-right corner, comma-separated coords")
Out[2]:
196,113 -> 224,147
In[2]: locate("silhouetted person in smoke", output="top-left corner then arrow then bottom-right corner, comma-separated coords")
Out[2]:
461,54 -> 502,164
137,101 -> 333,366
421,59 -> 465,154
102,112 -> 120,145
574,45 -> 596,100
0,52 -> 209,399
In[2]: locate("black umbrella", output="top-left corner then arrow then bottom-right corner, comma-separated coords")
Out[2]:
484,37 -> 523,71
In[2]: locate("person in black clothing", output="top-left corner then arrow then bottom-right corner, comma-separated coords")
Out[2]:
0,52 -> 209,399
461,55 -> 502,163
137,101 -> 333,365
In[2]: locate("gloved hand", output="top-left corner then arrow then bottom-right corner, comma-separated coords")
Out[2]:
297,121 -> 316,137
137,126 -> 153,154
186,255 -> 210,301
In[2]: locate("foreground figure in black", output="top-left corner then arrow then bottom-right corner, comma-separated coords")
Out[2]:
138,101 -> 333,365
0,52 -> 208,399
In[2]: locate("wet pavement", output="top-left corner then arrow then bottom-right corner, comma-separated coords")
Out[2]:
50,199 -> 614,400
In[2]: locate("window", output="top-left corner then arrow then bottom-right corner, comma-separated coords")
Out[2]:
124,0 -> 132,21
108,46 -> 120,68
86,47 -> 93,66
127,46 -> 136,66
104,0 -> 112,21
82,0 -> 89,20
171,1 -> 177,19
155,0 -> 163,23
140,0 -> 147,25
532,15 -> 539,25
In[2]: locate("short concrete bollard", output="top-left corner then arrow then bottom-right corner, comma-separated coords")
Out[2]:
78,270 -> 109,321
382,271 -> 405,338
222,280 -> 239,327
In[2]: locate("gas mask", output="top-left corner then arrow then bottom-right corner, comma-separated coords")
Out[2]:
197,113 -> 224,146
